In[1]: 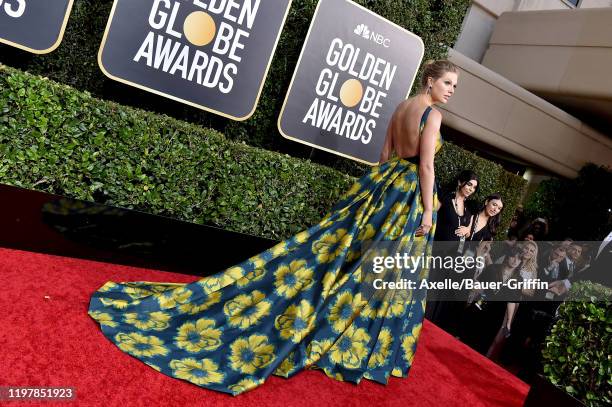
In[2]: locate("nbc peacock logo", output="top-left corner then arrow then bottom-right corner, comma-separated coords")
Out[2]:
353,23 -> 390,48
354,23 -> 370,39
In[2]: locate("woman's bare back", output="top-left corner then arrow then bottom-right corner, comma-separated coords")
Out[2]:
388,98 -> 433,159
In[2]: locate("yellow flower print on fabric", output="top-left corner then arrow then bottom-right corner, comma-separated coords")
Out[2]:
342,180 -> 363,200
99,282 -> 118,292
229,334 -> 276,374
305,339 -> 334,366
89,311 -> 117,328
361,300 -> 389,319
237,267 -> 266,288
358,223 -> 375,241
274,352 -> 298,377
157,287 -> 192,310
383,203 -> 408,240
274,260 -> 314,299
114,332 -> 169,358
320,210 -> 349,228
294,230 -> 311,244
122,285 -> 158,300
346,250 -> 360,263
327,291 -> 365,333
386,293 -> 411,318
175,318 -> 222,353
321,271 -> 338,300
228,377 -> 263,395
223,291 -> 271,329
367,328 -> 393,368
401,323 -> 422,364
393,176 -> 416,193
320,270 -> 351,300
145,362 -> 161,372
391,367 -> 404,377
312,229 -> 351,263
270,242 -> 289,258
100,298 -> 134,310
123,311 -> 170,331
197,266 -> 245,294
179,291 -> 222,314
329,326 -> 371,369
368,165 -> 386,182
274,299 -> 316,343
250,256 -> 266,270
169,358 -> 225,386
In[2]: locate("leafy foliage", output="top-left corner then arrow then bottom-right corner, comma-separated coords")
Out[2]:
542,281 -> 612,406
0,66 -> 351,240
0,66 -> 525,240
524,164 -> 612,240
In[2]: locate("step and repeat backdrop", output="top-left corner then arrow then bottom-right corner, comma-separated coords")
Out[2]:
1,0 -> 424,164
278,0 -> 423,164
0,0 -> 74,53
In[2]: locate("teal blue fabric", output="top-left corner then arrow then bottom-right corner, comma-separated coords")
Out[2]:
89,107 -> 443,395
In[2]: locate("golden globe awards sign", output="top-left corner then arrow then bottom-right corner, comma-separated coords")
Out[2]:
278,0 -> 424,164
0,0 -> 74,53
99,0 -> 291,120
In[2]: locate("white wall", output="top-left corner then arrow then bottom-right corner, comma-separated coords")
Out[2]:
579,0 -> 612,7
453,0 -> 612,62
516,0 -> 573,11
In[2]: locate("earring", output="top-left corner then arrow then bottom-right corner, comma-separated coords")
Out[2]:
427,85 -> 432,95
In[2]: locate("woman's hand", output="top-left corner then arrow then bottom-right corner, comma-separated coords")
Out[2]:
416,210 -> 433,237
455,225 -> 470,237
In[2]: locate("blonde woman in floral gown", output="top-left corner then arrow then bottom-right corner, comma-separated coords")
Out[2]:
89,60 -> 459,395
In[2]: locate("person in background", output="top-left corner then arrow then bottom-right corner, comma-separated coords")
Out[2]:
557,242 -> 583,282
522,233 -> 535,242
458,193 -> 505,244
459,247 -> 523,356
549,230 -> 612,295
426,170 -> 479,325
539,244 -> 567,283
434,169 -> 479,246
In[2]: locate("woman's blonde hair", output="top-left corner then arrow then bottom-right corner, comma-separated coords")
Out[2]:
520,240 -> 539,276
420,59 -> 459,90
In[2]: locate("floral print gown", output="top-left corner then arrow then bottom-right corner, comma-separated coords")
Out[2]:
89,106 -> 443,395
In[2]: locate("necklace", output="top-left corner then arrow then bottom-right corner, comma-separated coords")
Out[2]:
453,193 -> 467,252
451,194 -> 465,226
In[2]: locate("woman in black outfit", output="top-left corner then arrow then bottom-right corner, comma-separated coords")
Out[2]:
434,170 -> 479,245
460,193 -> 504,244
426,170 -> 479,328
459,193 -> 505,280
459,247 -> 523,356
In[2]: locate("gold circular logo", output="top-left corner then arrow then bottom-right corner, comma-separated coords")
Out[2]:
339,79 -> 364,108
183,11 -> 216,47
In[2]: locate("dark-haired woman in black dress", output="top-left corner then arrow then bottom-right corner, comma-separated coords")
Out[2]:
426,170 -> 478,328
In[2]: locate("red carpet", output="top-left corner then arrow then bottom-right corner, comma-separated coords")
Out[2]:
0,247 -> 529,406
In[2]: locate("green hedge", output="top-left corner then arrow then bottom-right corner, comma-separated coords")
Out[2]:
0,66 -> 525,240
0,65 -> 352,239
542,281 -> 612,406
0,0 -> 471,171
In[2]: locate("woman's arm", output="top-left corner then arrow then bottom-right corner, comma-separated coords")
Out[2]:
505,302 -> 518,330
379,114 -> 395,163
415,109 -> 441,237
456,215 -> 473,238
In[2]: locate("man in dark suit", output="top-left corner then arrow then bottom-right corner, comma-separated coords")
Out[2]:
549,231 -> 612,295
557,243 -> 582,281
539,244 -> 567,283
